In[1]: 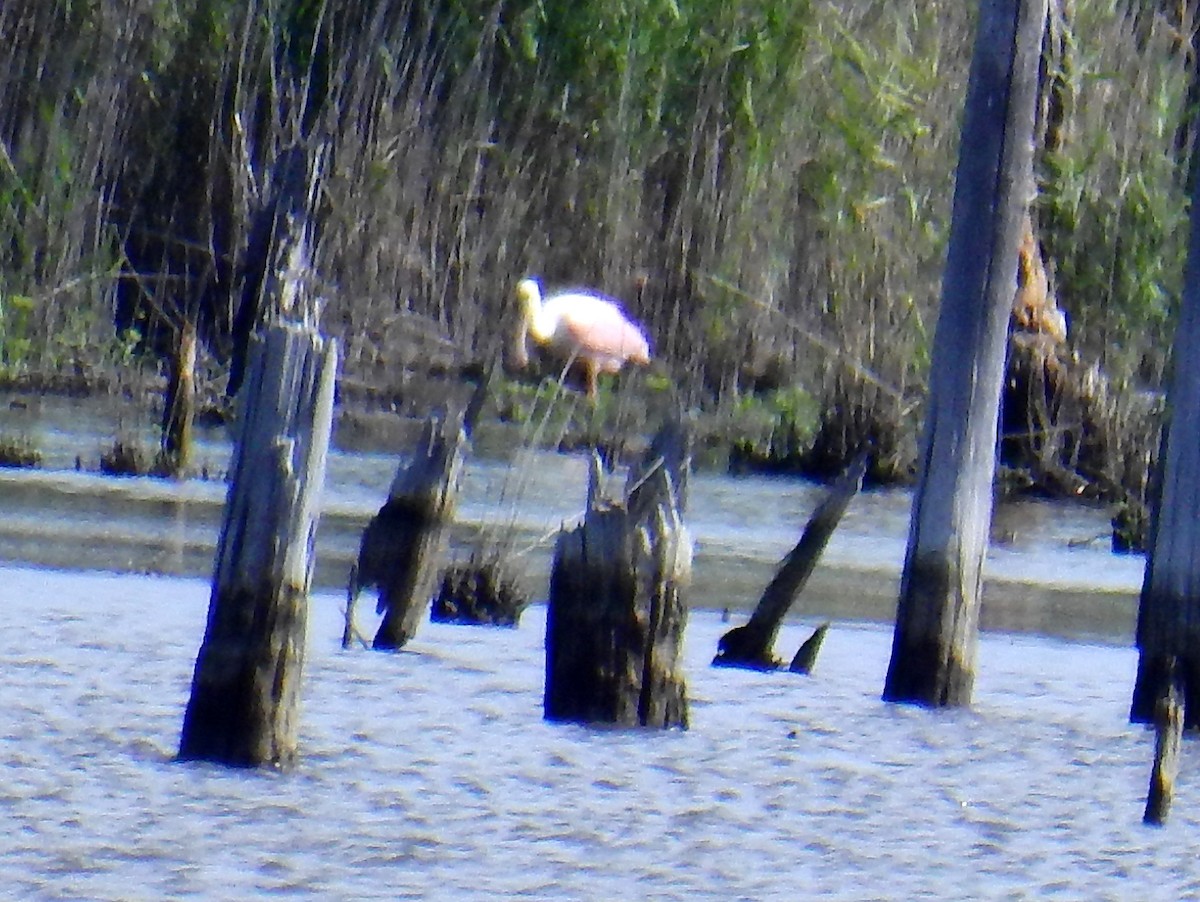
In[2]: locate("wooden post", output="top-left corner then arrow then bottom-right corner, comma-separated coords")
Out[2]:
883,0 -> 1047,707
1130,107 -> 1200,726
178,321 -> 337,767
1144,658 -> 1183,826
346,415 -> 463,651
544,420 -> 691,728
161,320 -> 197,476
714,451 -> 868,670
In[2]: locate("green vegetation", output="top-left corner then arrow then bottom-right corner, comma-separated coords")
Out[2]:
0,434 -> 42,468
0,2 -> 1195,505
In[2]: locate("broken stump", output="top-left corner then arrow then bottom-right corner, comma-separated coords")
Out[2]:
790,622 -> 831,675
1144,658 -> 1184,826
544,419 -> 692,728
345,415 -> 463,651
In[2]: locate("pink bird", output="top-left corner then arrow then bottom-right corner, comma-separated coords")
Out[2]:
513,277 -> 651,398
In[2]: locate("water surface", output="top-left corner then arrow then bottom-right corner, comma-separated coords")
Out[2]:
0,566 -> 1193,900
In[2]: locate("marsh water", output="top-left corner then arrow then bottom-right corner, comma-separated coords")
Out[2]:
1,396 -> 1195,899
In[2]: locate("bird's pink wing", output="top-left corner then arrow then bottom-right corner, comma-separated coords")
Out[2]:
560,304 -> 650,370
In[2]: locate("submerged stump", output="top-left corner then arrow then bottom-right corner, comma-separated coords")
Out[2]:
544,420 -> 691,728
1144,658 -> 1184,826
178,321 -> 337,768
790,622 -> 831,675
345,415 -> 463,651
715,451 -> 867,670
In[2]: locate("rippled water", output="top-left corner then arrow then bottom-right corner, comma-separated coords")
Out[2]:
3,565 -> 1197,900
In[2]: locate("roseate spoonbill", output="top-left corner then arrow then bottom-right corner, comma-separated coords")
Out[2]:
513,277 -> 651,398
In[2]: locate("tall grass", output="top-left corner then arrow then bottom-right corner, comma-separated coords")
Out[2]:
0,1 -> 1194,485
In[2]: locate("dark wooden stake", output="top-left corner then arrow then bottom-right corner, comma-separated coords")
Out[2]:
883,0 -> 1046,707
1130,78 -> 1200,726
1144,658 -> 1183,826
345,415 -> 463,651
790,622 -> 831,675
178,321 -> 337,767
544,419 -> 691,728
715,451 -> 868,670
161,320 -> 197,476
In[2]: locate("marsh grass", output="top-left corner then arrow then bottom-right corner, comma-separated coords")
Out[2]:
98,435 -> 178,478
432,552 -> 530,627
0,1 -> 1194,510
0,434 -> 41,468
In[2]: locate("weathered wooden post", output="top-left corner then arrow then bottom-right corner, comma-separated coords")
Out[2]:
1129,102 -> 1200,726
883,0 -> 1047,706
178,321 -> 337,767
714,451 -> 868,670
544,419 -> 691,728
1143,659 -> 1183,826
161,320 -> 197,476
344,415 -> 463,651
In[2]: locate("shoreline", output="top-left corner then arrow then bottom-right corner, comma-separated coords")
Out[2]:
0,465 -> 1139,647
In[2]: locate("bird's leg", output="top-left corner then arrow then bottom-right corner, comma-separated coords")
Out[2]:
584,362 -> 598,402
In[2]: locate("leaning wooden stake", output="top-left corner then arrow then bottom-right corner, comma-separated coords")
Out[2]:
1144,658 -> 1183,826
883,0 -> 1046,707
544,419 -> 691,728
178,321 -> 337,767
345,415 -> 463,651
715,451 -> 868,670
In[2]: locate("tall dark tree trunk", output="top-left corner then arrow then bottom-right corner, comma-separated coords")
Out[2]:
883,0 -> 1047,707
1130,108 -> 1200,726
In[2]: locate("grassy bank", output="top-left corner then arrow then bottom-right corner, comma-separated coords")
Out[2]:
0,2 -> 1194,528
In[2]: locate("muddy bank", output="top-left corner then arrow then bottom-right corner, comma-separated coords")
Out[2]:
0,464 -> 1140,645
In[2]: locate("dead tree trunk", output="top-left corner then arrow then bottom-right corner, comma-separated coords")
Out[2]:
544,420 -> 691,728
883,0 -> 1046,707
714,451 -> 868,670
345,415 -> 463,651
178,321 -> 337,767
1130,112 -> 1200,725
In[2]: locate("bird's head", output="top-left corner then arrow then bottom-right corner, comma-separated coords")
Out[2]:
516,278 -> 542,320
